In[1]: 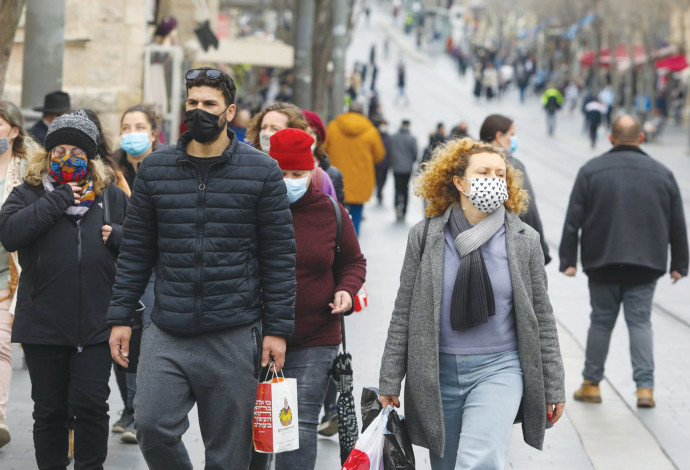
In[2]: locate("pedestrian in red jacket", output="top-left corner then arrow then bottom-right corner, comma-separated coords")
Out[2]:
252,128 -> 366,470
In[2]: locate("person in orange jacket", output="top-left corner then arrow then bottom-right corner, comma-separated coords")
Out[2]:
323,102 -> 385,235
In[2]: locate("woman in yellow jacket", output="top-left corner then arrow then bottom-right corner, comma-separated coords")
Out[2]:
323,102 -> 385,235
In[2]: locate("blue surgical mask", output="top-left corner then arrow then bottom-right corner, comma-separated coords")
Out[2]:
284,176 -> 309,204
509,135 -> 518,154
121,132 -> 151,157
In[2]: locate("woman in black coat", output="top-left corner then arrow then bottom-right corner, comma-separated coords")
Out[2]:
0,111 -> 128,470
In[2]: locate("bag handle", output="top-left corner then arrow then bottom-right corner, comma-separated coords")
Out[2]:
420,217 -> 430,258
326,195 -> 342,253
326,195 -> 347,353
102,186 -> 111,226
260,361 -> 286,383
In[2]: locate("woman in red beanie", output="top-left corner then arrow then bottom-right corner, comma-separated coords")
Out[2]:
302,110 -> 345,203
247,103 -> 340,201
253,128 -> 366,470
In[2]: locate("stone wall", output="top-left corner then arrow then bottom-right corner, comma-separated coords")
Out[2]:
5,0 -> 149,140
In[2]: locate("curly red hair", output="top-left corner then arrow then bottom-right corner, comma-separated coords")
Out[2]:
415,138 -> 529,217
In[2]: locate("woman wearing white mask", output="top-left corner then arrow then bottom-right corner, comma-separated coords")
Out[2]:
252,128 -> 365,470
379,138 -> 565,470
246,103 -> 338,200
0,100 -> 41,448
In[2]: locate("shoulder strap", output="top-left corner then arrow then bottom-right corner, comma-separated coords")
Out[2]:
103,186 -> 111,226
420,217 -> 430,258
326,195 -> 342,253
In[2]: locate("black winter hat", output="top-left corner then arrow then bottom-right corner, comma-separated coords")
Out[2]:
44,110 -> 99,159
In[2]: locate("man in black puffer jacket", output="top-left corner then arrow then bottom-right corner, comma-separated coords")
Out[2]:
107,68 -> 296,470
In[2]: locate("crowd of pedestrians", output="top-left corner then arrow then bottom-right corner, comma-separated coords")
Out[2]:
0,57 -> 686,470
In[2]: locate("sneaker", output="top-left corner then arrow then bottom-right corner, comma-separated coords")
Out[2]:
573,380 -> 602,403
0,421 -> 11,449
121,426 -> 138,444
317,411 -> 339,437
112,408 -> 134,433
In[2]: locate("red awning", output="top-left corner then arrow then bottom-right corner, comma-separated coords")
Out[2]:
655,53 -> 689,72
580,45 -> 647,68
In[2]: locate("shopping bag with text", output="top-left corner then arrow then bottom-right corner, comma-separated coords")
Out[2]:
252,367 -> 299,453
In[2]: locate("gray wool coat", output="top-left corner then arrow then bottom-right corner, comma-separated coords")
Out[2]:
379,206 -> 565,457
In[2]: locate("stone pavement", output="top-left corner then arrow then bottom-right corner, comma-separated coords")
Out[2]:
2,6 -> 690,470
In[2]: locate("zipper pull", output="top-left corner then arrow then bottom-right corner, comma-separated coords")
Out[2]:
77,345 -> 83,354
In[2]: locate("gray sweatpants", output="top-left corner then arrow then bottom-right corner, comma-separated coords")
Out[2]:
134,321 -> 261,470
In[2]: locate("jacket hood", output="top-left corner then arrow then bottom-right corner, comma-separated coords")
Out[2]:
334,112 -> 373,137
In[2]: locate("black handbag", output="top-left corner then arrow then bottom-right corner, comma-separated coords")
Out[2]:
103,188 -> 145,373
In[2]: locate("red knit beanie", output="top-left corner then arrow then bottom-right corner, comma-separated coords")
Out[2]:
302,110 -> 326,144
269,128 -> 315,170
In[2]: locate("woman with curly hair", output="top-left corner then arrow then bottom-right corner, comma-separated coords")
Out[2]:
378,138 -> 565,469
0,110 -> 128,469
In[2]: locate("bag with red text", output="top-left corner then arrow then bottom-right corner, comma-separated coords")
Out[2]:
252,366 -> 299,453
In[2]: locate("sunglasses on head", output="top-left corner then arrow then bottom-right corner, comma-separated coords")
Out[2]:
185,68 -> 223,81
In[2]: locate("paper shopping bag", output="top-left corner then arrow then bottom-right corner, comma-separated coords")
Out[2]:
253,372 -> 299,453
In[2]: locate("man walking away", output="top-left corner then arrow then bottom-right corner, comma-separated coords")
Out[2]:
324,102 -> 386,235
584,98 -> 607,149
560,115 -> 688,409
541,85 -> 563,136
107,68 -> 297,470
388,119 -> 419,222
374,119 -> 391,205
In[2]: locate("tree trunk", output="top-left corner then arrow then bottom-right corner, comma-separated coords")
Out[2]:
0,0 -> 26,96
311,0 -> 334,118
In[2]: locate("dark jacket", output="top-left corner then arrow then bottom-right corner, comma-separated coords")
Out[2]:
288,184 -> 366,349
508,156 -> 551,265
28,120 -> 49,146
107,131 -> 297,337
559,145 -> 688,277
421,132 -> 445,164
389,128 -> 418,174
0,183 -> 128,346
320,155 -> 345,203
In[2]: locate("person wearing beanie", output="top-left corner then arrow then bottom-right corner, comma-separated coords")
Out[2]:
302,110 -> 345,203
247,102 -> 339,200
251,128 -> 366,470
0,110 -> 129,469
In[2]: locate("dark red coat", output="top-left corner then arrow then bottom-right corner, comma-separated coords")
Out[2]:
288,184 -> 366,349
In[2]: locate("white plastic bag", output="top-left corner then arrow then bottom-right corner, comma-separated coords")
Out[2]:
341,407 -> 391,470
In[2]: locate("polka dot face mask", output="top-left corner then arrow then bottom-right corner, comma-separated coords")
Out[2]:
462,177 -> 509,214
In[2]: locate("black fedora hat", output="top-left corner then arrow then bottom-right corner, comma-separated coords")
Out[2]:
33,91 -> 71,114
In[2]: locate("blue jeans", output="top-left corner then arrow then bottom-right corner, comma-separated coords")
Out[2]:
346,204 -> 363,236
430,350 -> 523,470
584,280 -> 656,388
274,345 -> 339,470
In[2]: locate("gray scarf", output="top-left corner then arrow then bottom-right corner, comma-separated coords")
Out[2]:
448,205 -> 505,330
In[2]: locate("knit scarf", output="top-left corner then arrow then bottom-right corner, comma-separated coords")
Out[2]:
447,205 -> 505,330
3,155 -> 24,304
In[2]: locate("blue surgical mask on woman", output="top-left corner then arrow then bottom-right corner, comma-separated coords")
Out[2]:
509,135 -> 518,154
121,132 -> 151,156
284,176 -> 309,203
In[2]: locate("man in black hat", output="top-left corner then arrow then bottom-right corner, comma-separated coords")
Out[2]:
29,91 -> 71,145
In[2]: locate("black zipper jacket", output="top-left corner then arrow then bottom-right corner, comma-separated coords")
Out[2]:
106,131 -> 297,337
0,182 -> 128,346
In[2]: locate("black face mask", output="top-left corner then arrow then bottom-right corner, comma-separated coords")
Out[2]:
184,107 -> 228,143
